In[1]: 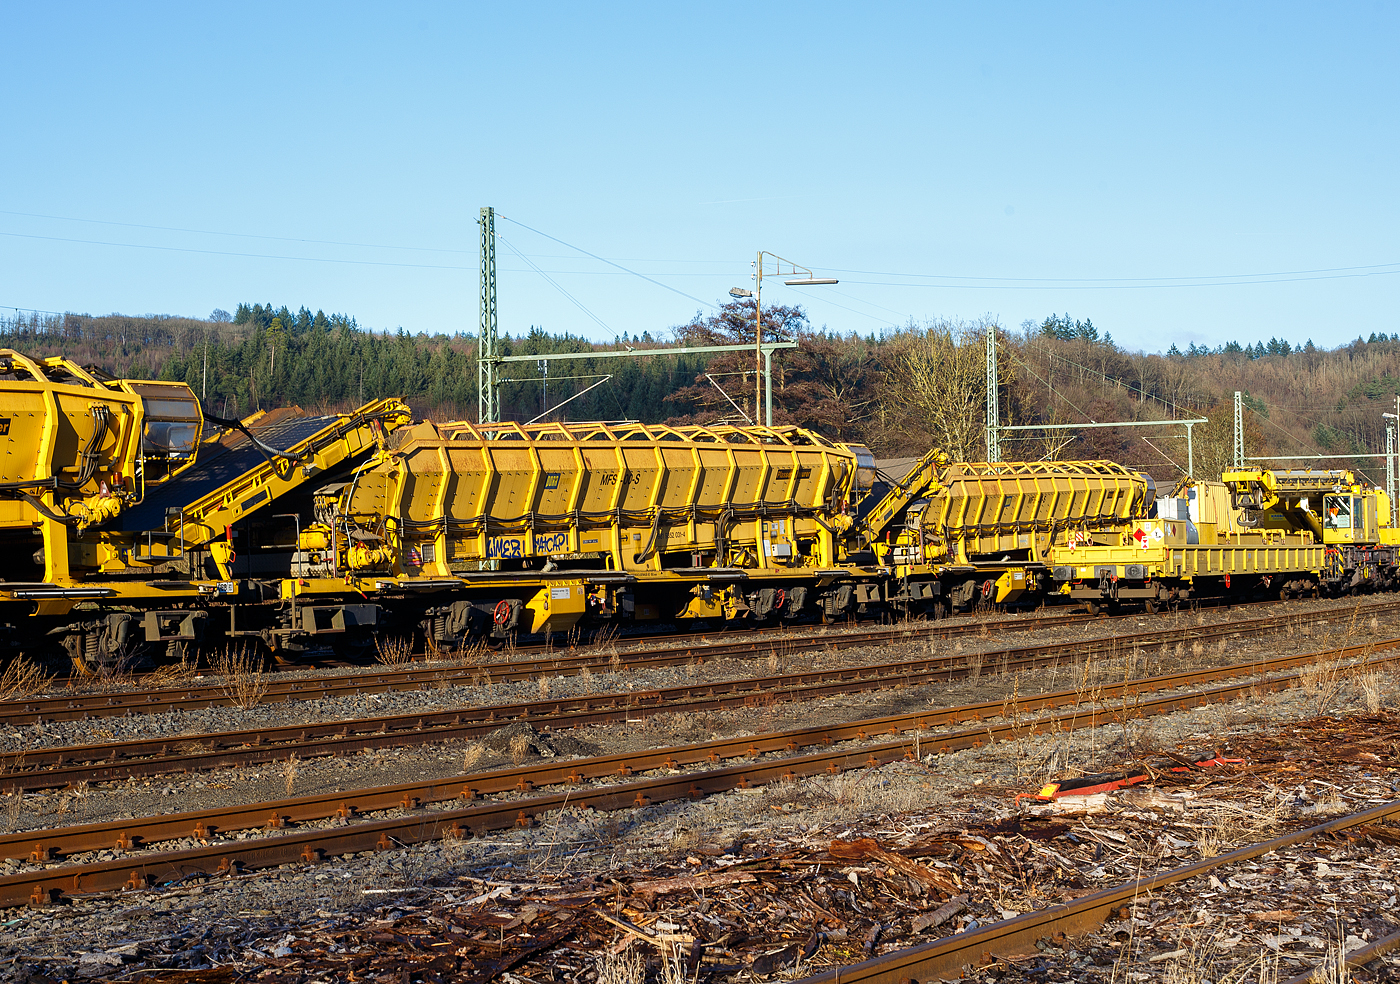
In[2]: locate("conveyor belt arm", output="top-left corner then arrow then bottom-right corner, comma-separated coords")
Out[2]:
168,399 -> 411,548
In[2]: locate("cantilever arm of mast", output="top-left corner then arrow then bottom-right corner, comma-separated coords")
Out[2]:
493,341 -> 799,363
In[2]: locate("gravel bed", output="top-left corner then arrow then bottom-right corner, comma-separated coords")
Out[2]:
0,596 -> 1372,757
0,607 -> 1387,836
0,672 -> 1394,981
0,598 -> 1395,980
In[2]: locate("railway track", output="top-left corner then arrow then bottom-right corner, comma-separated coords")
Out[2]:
0,599 -> 1374,789
796,798 -> 1400,983
2,595 -> 1387,727
4,610 -> 1081,724
7,632 -> 1398,909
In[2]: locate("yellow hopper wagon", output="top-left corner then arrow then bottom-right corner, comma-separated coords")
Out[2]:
861,454 -> 1155,614
318,419 -> 884,647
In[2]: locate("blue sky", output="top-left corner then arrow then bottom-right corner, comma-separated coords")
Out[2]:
3,2 -> 1396,353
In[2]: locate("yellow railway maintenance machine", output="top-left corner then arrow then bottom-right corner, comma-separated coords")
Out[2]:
322,419 -> 883,646
1223,469 -> 1400,594
1051,478 -> 1325,613
0,349 -> 412,672
859,454 -> 1155,614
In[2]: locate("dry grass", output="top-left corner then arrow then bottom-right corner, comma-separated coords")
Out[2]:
1299,656 -> 1344,715
668,826 -> 700,851
537,675 -> 552,700
1,791 -> 22,833
1304,936 -> 1353,984
0,656 -> 51,701
461,742 -> 484,772
283,753 -> 300,797
1194,825 -> 1227,860
143,647 -> 201,689
1191,797 -> 1287,858
212,646 -> 269,709
1306,787 -> 1349,816
425,635 -> 490,665
374,635 -> 415,667
967,651 -> 984,681
593,623 -> 621,668
811,770 -> 927,818
55,780 -> 88,818
1157,931 -> 1284,984
1359,670 -> 1386,714
658,939 -> 690,984
595,946 -> 644,984
509,734 -> 532,766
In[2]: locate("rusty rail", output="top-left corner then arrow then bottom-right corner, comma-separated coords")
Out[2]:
7,638 -> 1399,907
1279,928 -> 1400,984
0,610 -> 1095,725
3,608 -> 1382,791
796,798 -> 1400,983
2,596 -> 1381,728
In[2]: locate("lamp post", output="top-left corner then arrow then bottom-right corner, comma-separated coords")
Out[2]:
1384,410 -> 1398,506
731,251 -> 837,426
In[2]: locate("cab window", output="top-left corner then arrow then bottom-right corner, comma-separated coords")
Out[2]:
1324,495 -> 1352,530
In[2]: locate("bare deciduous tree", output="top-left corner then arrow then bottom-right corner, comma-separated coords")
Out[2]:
878,318 -> 992,461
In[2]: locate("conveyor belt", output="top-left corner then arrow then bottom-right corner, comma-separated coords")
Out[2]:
117,413 -> 335,533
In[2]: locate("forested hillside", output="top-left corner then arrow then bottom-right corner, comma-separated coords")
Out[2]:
4,302 -> 1399,487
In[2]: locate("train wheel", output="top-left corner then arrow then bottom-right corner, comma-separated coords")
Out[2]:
1144,598 -> 1158,615
68,651 -> 100,678
67,640 -> 143,679
1085,600 -> 1101,616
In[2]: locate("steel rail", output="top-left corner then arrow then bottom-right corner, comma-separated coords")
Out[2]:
8,638 -> 1400,906
795,799 -> 1400,984
0,604 -> 1372,791
0,611 -> 1095,725
1279,928 -> 1400,984
3,596 -> 1386,727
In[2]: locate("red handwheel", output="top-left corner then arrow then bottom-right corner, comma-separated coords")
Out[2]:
774,588 -> 786,611
493,600 -> 512,626
981,579 -> 994,600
